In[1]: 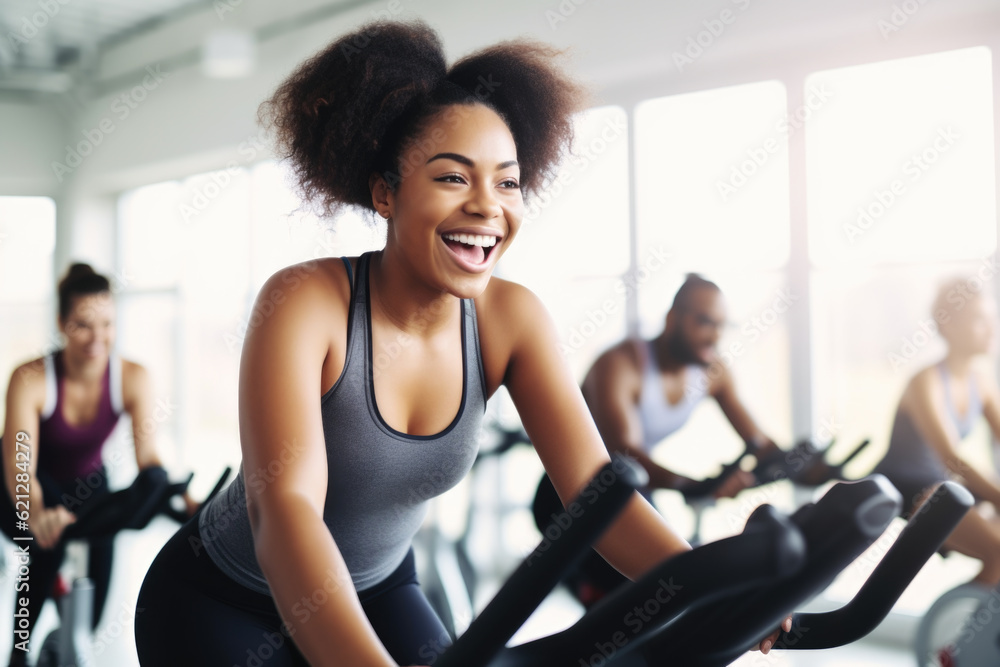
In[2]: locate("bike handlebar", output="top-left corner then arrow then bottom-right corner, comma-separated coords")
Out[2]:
435,454 -> 647,667
496,504 -> 807,667
778,480 -> 973,650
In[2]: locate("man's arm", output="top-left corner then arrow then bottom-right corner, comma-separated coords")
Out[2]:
710,363 -> 778,454
582,344 -> 695,490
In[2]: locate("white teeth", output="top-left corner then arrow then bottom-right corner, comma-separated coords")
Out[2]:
444,233 -> 497,248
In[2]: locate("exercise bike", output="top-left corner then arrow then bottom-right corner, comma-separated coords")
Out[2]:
436,452 -> 972,667
34,465 -> 231,667
532,436 -> 872,607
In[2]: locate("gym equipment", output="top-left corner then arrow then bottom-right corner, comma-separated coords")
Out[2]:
438,452 -> 972,667
533,437 -> 873,607
34,466 -> 232,667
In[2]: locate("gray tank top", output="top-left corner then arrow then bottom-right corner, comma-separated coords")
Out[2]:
199,252 -> 487,593
874,361 -> 981,487
637,340 -> 709,451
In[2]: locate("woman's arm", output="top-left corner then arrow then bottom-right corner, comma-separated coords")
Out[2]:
241,264 -> 396,667
497,285 -> 690,579
122,361 -> 165,470
582,346 -> 696,490
977,368 -> 1000,451
906,370 -> 1000,507
122,360 -> 200,514
3,361 -> 75,549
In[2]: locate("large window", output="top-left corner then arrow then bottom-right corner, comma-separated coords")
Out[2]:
807,47 -> 996,478
634,82 -> 793,498
806,47 -> 996,612
116,162 -> 384,493
0,196 -> 56,428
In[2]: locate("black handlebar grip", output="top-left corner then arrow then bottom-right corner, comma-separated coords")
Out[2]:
779,480 -> 973,650
681,457 -> 747,501
650,475 -> 903,665
435,454 -> 647,667
498,504 -> 807,667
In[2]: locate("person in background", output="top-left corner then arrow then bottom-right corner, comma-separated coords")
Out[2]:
873,277 -> 1000,588
1,262 -> 190,667
535,273 -> 780,603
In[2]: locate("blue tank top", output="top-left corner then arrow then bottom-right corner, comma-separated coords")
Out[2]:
874,361 -> 982,487
637,340 -> 709,451
199,253 -> 487,593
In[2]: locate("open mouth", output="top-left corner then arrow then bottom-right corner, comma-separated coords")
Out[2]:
442,232 -> 499,265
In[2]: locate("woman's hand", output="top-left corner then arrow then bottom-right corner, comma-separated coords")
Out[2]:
755,614 -> 793,654
32,505 -> 76,549
182,491 -> 200,517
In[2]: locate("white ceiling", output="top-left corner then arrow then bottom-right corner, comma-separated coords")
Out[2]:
1,0 -> 997,100
0,0 -> 213,90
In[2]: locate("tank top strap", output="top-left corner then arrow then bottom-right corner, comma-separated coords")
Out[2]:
41,352 -> 58,420
109,352 -> 124,414
937,361 -> 982,436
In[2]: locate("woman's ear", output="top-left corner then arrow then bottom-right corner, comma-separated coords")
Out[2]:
369,173 -> 393,220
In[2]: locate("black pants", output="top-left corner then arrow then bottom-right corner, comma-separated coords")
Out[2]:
0,461 -> 113,651
135,517 -> 451,666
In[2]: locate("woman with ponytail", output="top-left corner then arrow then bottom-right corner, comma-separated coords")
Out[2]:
135,21 -> 764,666
2,263 -> 186,667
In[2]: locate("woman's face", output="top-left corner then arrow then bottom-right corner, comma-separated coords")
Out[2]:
60,292 -> 115,361
943,294 -> 997,356
379,103 -> 524,298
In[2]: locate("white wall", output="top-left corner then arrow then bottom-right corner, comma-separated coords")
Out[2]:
0,99 -> 65,196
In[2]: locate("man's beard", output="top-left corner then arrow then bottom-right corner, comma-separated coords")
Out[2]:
664,328 -> 708,367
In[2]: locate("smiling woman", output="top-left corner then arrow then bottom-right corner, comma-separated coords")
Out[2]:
133,19 -> 699,667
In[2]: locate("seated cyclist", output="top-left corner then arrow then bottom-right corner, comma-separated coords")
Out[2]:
873,277 -> 1000,588
1,263 -> 192,667
535,273 -> 780,603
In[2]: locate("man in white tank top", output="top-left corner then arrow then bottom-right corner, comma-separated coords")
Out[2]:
581,274 -> 778,500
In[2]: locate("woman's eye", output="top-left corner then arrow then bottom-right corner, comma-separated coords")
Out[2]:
499,179 -> 520,189
436,174 -> 466,184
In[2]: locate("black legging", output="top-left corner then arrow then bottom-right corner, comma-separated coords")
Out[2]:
135,517 -> 451,666
0,460 -> 113,650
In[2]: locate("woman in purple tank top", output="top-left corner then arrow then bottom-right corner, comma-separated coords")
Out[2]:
1,263 -> 183,667
872,277 -> 1000,589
